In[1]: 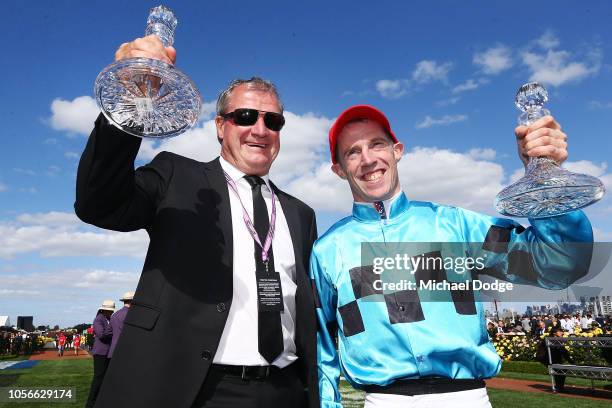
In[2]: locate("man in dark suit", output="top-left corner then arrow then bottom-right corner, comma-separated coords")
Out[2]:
75,35 -> 318,408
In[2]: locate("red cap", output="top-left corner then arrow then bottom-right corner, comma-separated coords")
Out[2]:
328,105 -> 397,164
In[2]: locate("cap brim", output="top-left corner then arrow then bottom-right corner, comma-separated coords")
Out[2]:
329,105 -> 397,164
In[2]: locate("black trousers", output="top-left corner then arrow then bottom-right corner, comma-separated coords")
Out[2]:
553,374 -> 566,391
85,355 -> 109,408
192,364 -> 306,408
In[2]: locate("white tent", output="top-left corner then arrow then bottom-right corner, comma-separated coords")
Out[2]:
0,316 -> 11,327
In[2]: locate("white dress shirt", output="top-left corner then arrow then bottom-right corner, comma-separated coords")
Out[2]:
214,156 -> 297,368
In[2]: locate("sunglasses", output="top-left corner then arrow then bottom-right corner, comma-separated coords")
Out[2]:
220,108 -> 285,131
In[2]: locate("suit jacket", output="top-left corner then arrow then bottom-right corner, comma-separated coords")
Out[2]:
91,313 -> 112,356
75,115 -> 319,408
108,306 -> 129,358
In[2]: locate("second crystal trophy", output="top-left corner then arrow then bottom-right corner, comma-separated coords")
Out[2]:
94,5 -> 201,138
494,82 -> 605,218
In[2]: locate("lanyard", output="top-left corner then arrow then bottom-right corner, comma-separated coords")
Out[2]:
224,171 -> 277,270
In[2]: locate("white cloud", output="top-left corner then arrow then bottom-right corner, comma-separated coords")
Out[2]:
74,269 -> 140,289
415,114 -> 468,129
452,79 -> 479,94
49,96 -> 100,136
588,101 -> 612,110
0,212 -> 148,260
269,112 -> 334,185
64,152 -> 80,159
508,160 -> 610,189
520,33 -> 602,87
563,160 -> 607,178
13,168 -> 36,176
412,60 -> 453,84
0,289 -> 41,297
509,167 -> 525,184
373,60 -> 451,99
200,101 -> 217,120
436,97 -> 461,107
468,148 -> 496,161
593,227 -> 612,242
473,45 -> 514,75
451,79 -> 477,94
522,49 -> 600,87
398,147 -> 505,213
137,119 -> 219,163
535,30 -> 561,50
0,182 -> 6,192
0,268 -> 139,297
284,147 -> 507,215
284,162 -> 353,213
376,79 -> 407,99
16,211 -> 81,227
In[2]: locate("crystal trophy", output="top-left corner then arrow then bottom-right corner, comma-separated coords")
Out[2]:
94,5 -> 201,138
494,82 -> 605,218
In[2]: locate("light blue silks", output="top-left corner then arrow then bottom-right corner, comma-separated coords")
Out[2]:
310,192 -> 592,407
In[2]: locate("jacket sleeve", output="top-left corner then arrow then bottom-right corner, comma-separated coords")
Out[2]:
74,114 -> 174,232
457,208 -> 593,289
93,316 -> 113,343
309,248 -> 342,408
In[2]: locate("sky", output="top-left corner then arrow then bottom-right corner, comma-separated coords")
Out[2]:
1,0 -> 611,327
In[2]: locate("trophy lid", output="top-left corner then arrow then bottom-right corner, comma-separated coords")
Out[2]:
515,82 -> 548,112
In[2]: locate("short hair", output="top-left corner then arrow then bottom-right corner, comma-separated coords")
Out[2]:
216,77 -> 283,116
333,118 -> 395,165
215,77 -> 283,144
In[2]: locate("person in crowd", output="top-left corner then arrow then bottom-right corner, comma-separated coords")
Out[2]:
537,326 -> 573,392
108,291 -> 134,359
66,332 -> 74,351
535,320 -> 547,336
310,104 -> 592,407
86,326 -> 94,351
74,334 -> 81,356
580,314 -> 592,330
550,315 -> 561,331
57,332 -> 66,357
544,315 -> 552,329
486,322 -> 497,339
85,300 -> 114,408
562,315 -> 575,332
496,321 -> 507,337
521,316 -> 531,333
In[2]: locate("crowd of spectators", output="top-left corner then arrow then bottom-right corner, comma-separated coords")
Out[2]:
0,327 -> 95,357
487,313 -> 611,339
0,329 -> 43,356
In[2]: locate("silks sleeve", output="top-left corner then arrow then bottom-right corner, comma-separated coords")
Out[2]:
309,249 -> 343,408
456,208 -> 593,289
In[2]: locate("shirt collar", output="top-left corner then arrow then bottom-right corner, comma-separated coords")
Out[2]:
352,191 -> 410,222
219,155 -> 271,187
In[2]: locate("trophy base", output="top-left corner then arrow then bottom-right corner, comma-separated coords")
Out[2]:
495,158 -> 605,218
94,58 -> 201,139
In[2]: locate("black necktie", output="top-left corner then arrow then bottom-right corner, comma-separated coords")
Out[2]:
244,175 -> 284,364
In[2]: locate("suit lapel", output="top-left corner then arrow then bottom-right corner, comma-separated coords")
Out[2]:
203,158 -> 233,270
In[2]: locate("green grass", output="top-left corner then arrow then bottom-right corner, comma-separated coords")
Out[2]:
501,361 -> 549,375
0,355 -> 28,362
488,388 -> 612,408
499,361 -> 612,391
0,359 -> 610,407
339,381 -> 612,408
0,359 -> 92,407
